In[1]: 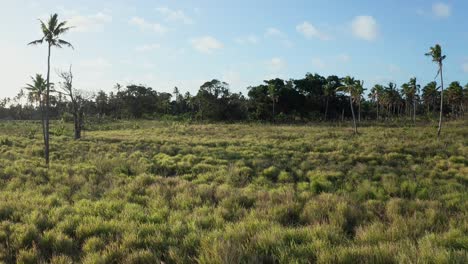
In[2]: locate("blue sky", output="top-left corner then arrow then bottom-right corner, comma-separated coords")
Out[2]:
1,0 -> 467,99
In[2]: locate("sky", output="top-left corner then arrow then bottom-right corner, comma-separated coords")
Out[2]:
0,0 -> 467,99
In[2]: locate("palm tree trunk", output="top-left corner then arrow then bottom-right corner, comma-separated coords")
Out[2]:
437,64 -> 444,138
413,98 -> 416,123
358,98 -> 361,123
40,97 -> 46,145
45,44 -> 51,166
349,95 -> 357,134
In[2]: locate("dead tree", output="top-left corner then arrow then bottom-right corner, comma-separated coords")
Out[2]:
57,66 -> 90,140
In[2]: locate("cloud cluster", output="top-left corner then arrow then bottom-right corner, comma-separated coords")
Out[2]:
351,16 -> 379,41
68,12 -> 112,32
432,3 -> 451,18
296,22 -> 329,40
129,17 -> 167,34
156,7 -> 193,24
268,58 -> 286,72
190,36 -> 223,54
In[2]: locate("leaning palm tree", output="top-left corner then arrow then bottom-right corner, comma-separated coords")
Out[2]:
338,76 -> 358,134
425,44 -> 446,138
28,13 -> 73,165
25,74 -> 47,143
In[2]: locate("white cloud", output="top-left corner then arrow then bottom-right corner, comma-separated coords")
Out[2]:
235,34 -> 259,45
296,22 -> 329,40
190,36 -> 223,54
351,16 -> 379,41
265,27 -> 284,37
68,12 -> 112,32
265,27 -> 293,47
129,17 -> 167,34
462,62 -> 468,73
312,58 -> 326,69
268,57 -> 286,72
156,7 -> 193,24
135,44 -> 161,52
432,3 -> 451,18
79,57 -> 111,69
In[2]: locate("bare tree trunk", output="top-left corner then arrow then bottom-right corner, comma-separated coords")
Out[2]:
73,112 -> 81,140
437,64 -> 444,138
413,97 -> 416,123
349,96 -> 357,134
45,44 -> 51,166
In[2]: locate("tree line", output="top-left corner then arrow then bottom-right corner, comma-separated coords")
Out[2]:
1,13 -> 467,165
3,73 -> 467,124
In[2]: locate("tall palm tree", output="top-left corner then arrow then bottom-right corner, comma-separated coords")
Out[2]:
25,74 -> 47,143
28,13 -> 73,165
338,76 -> 358,134
268,83 -> 279,120
408,78 -> 420,123
353,80 -> 364,122
370,84 -> 384,120
401,83 -> 412,117
425,44 -> 446,138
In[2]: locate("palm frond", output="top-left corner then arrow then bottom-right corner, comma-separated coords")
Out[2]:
57,39 -> 74,49
28,38 -> 44,45
39,19 -> 50,36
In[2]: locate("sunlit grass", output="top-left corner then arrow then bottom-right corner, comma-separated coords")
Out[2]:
0,120 -> 466,263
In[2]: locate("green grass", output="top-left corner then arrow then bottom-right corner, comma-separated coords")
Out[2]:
0,120 -> 467,263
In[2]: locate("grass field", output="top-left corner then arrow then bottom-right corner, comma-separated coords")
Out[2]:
0,120 -> 467,263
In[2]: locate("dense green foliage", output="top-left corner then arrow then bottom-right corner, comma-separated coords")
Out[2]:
0,120 -> 466,263
2,76 -> 467,122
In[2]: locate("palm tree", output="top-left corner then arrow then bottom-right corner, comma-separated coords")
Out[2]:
353,80 -> 364,122
338,76 -> 358,134
370,84 -> 384,120
408,78 -> 420,123
422,81 -> 439,114
425,44 -> 446,137
401,83 -> 412,117
445,82 -> 464,117
25,74 -> 47,143
28,13 -> 73,165
268,83 -> 279,120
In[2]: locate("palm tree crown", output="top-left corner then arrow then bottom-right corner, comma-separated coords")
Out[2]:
425,44 -> 446,65
28,13 -> 73,48
25,74 -> 47,102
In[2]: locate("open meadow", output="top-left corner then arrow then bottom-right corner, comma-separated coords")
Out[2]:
0,120 -> 467,263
